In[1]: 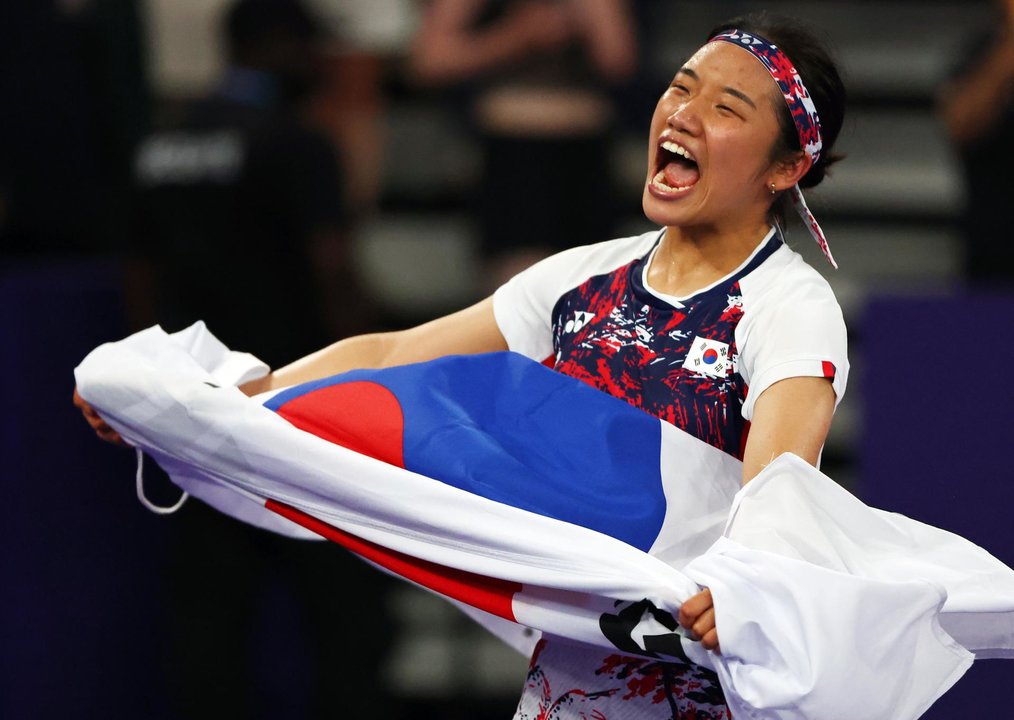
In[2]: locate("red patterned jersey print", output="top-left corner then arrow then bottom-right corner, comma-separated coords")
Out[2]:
549,235 -> 781,459
515,638 -> 732,720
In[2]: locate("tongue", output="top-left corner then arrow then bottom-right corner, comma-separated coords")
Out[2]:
663,160 -> 700,188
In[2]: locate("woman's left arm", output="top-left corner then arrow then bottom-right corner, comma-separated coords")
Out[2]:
741,375 -> 836,485
678,375 -> 837,651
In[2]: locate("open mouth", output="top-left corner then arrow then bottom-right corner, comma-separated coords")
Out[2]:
651,139 -> 700,194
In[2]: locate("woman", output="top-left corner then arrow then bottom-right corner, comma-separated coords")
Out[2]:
78,13 -> 848,719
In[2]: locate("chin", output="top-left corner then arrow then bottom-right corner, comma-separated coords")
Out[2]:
641,182 -> 693,228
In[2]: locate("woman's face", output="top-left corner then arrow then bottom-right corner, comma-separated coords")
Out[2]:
642,41 -> 788,232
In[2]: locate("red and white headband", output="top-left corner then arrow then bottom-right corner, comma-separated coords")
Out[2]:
710,29 -> 838,268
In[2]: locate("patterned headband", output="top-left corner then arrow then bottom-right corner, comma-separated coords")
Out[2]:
709,29 -> 822,163
709,29 -> 837,267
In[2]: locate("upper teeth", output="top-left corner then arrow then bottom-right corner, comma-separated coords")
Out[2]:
661,140 -> 693,161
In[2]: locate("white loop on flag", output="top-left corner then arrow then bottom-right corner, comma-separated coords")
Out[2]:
135,447 -> 189,515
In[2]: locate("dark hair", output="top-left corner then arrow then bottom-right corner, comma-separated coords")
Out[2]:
708,14 -> 847,191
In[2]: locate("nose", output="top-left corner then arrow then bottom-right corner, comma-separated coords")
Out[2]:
667,96 -> 702,135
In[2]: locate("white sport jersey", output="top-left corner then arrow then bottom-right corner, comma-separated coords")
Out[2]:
494,226 -> 849,459
494,226 -> 849,718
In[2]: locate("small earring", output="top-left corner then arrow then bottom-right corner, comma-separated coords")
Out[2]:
770,183 -> 778,195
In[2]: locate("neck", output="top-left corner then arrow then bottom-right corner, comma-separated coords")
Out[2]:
648,219 -> 772,297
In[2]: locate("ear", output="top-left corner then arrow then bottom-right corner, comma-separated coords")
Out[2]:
768,152 -> 812,192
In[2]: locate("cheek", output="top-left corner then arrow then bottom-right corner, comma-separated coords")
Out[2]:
709,127 -> 774,182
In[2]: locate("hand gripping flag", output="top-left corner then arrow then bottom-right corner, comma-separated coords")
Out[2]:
75,323 -> 1014,720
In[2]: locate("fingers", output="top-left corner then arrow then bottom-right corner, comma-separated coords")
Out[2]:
699,627 -> 721,654
678,587 -> 713,628
691,606 -> 719,652
89,413 -> 125,445
679,588 -> 721,654
72,386 -> 89,411
96,426 -> 125,446
73,386 -> 126,446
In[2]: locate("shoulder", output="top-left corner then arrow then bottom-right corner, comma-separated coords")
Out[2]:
740,242 -> 839,308
734,243 -> 849,418
736,242 -> 845,344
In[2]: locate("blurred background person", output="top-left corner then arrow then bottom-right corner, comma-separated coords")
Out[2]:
409,0 -> 638,289
306,0 -> 410,219
938,0 -> 1014,285
131,0 -> 374,359
0,0 -> 148,257
130,1 -> 391,717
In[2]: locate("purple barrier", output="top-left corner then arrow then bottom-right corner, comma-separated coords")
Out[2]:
0,259 -> 172,719
860,293 -> 1014,717
0,260 -> 397,720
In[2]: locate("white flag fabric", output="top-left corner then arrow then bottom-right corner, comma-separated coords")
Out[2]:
75,323 -> 1014,719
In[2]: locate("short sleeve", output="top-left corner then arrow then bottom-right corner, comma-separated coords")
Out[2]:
736,275 -> 849,421
492,249 -> 578,362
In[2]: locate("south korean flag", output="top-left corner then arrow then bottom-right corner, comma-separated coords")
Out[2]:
683,336 -> 730,379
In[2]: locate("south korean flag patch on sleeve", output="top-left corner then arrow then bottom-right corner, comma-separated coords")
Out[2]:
683,336 -> 730,378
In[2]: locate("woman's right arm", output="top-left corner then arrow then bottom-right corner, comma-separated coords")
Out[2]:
77,296 -> 508,441
240,296 -> 508,395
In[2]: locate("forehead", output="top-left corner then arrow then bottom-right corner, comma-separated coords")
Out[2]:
680,41 -> 780,103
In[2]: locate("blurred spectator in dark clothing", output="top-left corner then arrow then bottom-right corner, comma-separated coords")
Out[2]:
410,0 -> 637,289
939,0 -> 1014,285
308,0 -> 408,219
0,0 -> 148,256
132,0 -> 374,364
130,2 -> 390,717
